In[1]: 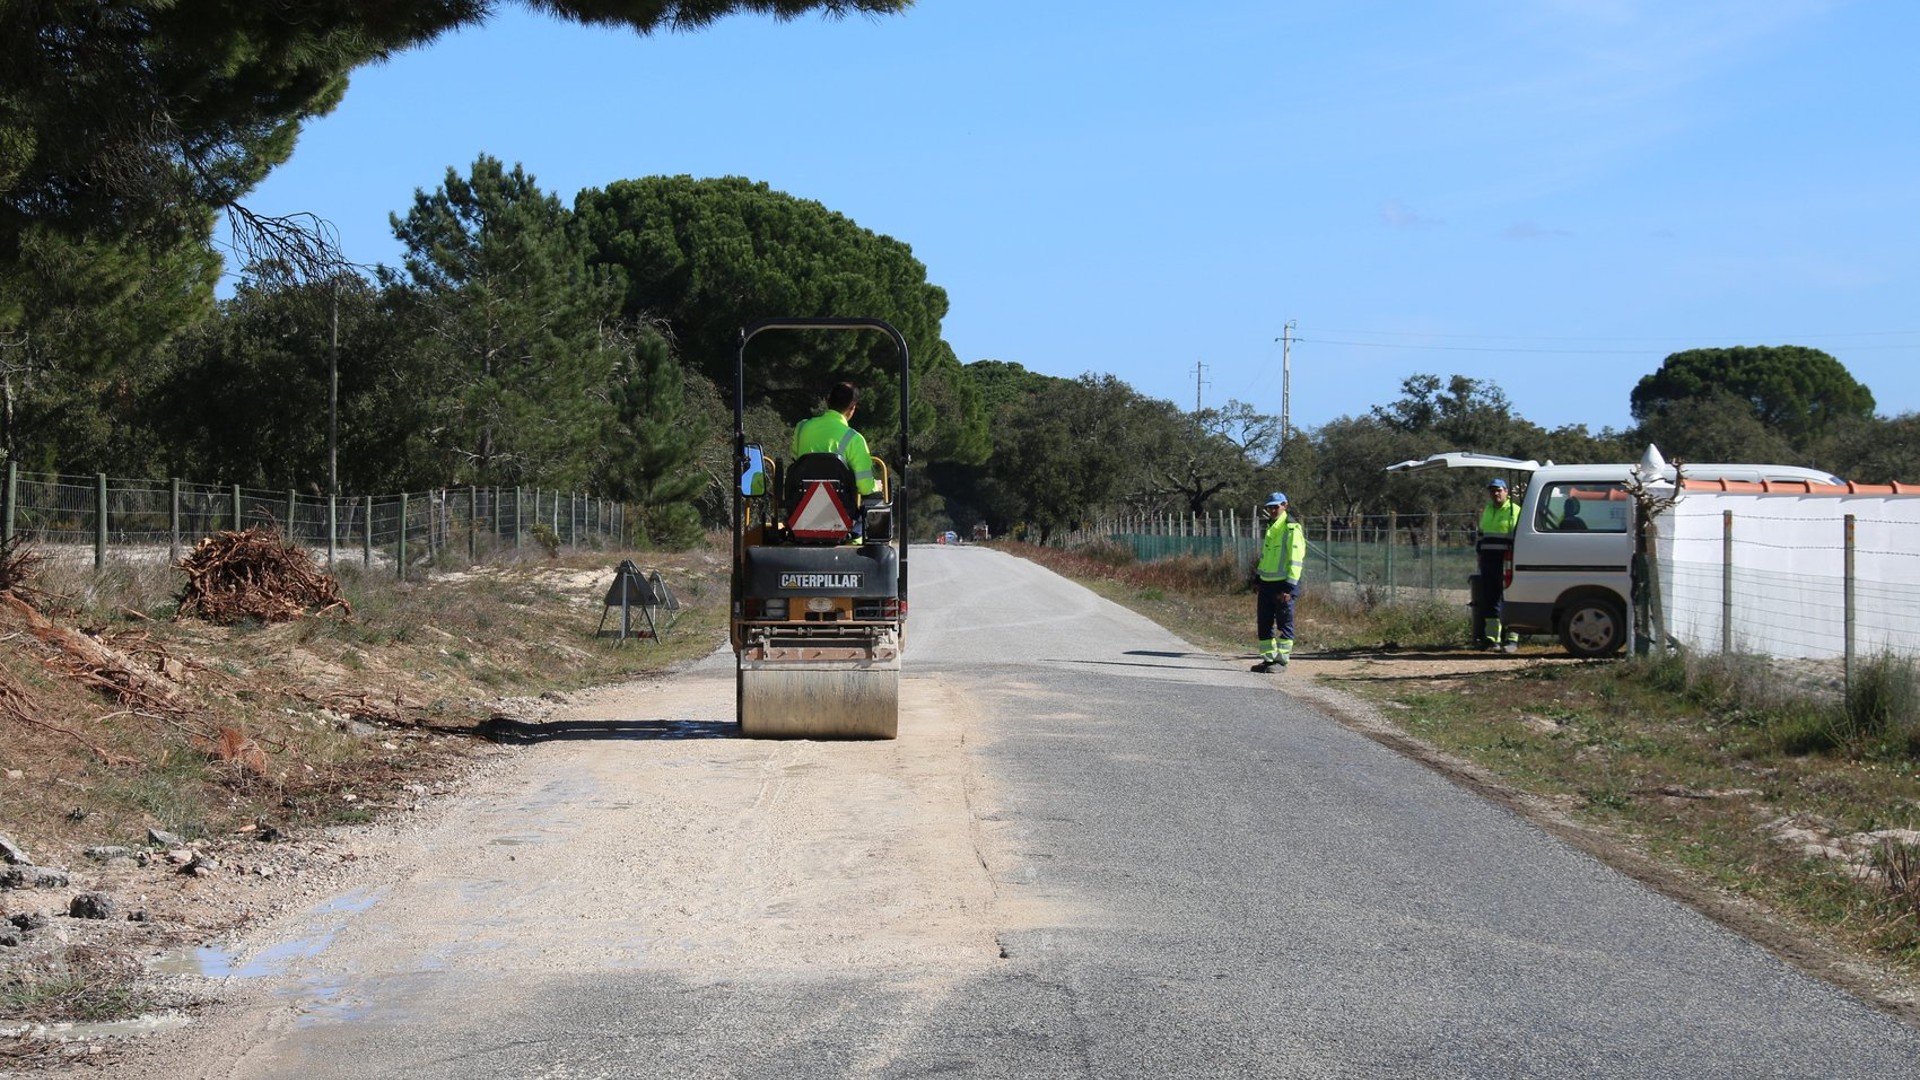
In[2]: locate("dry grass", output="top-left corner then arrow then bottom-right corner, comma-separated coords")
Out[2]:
0,534 -> 731,890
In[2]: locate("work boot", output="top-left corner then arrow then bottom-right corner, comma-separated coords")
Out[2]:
1502,641 -> 1519,654
1250,660 -> 1273,673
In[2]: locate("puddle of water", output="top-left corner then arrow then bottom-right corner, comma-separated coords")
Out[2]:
147,886 -> 387,979
148,944 -> 232,977
1,1013 -> 194,1041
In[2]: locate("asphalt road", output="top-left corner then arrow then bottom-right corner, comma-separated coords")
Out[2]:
141,543 -> 1920,1079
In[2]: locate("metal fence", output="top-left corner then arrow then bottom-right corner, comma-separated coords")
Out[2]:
1060,508 -> 1484,602
1061,498 -> 1920,662
0,465 -> 627,577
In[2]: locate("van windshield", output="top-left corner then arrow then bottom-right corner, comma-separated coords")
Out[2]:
1536,482 -> 1628,534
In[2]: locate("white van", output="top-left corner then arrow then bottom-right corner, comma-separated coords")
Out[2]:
1386,448 -> 1845,657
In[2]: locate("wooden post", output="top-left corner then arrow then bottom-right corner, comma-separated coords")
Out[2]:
95,473 -> 107,571
2,462 -> 14,548
1427,509 -> 1438,597
1844,514 -> 1857,698
170,477 -> 181,564
1722,510 -> 1734,655
397,492 -> 408,580
1386,510 -> 1398,601
363,495 -> 373,568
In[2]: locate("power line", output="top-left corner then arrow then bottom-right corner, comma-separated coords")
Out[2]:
1294,336 -> 1920,356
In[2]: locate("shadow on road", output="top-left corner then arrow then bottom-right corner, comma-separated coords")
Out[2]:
482,717 -> 737,743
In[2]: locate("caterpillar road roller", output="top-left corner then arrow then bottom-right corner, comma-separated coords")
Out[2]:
730,318 -> 908,739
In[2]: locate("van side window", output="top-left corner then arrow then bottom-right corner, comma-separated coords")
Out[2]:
1537,482 -> 1628,534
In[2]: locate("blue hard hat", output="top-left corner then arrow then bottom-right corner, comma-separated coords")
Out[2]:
1265,492 -> 1288,506
1488,478 -> 1508,489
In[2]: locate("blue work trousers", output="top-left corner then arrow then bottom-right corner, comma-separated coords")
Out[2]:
1256,579 -> 1296,647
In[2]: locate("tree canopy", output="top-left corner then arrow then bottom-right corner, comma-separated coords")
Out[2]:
1630,345 -> 1875,444
575,175 -> 985,467
1,0 -> 913,264
390,155 -> 622,489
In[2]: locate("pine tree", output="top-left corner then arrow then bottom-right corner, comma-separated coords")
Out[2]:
392,155 -> 617,489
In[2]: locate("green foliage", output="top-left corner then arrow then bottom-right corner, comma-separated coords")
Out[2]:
590,323 -> 708,545
1,0 -> 913,479
392,155 -> 618,489
142,269 -> 427,489
1,1 -> 912,256
574,175 -> 984,466
0,226 -> 221,471
1814,412 -> 1920,485
1630,389 -> 1801,467
1842,652 -> 1920,753
1630,346 -> 1875,446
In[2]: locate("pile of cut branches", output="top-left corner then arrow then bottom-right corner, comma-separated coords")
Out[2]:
0,534 -> 46,596
176,527 -> 352,625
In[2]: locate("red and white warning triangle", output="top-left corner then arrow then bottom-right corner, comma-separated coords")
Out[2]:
789,481 -> 852,539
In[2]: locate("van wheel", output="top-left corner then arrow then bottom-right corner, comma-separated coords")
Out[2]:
1559,597 -> 1625,658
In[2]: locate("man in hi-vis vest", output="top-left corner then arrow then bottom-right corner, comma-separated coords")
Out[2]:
1476,477 -> 1522,652
792,380 -> 877,497
1252,491 -> 1306,673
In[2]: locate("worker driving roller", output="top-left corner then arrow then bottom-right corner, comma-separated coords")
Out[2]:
731,320 -> 909,740
792,380 -> 878,500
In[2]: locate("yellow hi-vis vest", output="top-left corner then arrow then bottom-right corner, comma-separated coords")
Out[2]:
1479,500 -> 1520,536
1257,512 -> 1305,583
791,410 -> 877,496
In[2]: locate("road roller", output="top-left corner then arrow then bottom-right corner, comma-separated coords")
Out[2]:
730,318 -> 908,739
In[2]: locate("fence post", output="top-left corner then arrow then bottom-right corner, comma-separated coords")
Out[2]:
514,486 -> 523,549
397,492 -> 408,581
2,462 -> 14,547
1722,510 -> 1734,655
1427,510 -> 1438,598
170,477 -> 181,564
1354,514 -> 1363,590
286,488 -> 297,543
95,473 -> 107,571
363,495 -> 373,567
231,484 -> 242,532
1844,514 -> 1856,699
1324,513 -> 1333,582
1386,510 -> 1398,602
327,494 -> 337,570
470,486 -> 479,563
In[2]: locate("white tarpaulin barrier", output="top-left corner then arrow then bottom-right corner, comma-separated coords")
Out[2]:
1658,491 -> 1920,659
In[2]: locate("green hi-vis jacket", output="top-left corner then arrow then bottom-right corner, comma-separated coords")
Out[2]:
1479,500 -> 1521,536
792,410 -> 877,495
1257,512 -> 1306,584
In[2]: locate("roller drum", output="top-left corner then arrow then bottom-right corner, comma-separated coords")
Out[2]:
738,657 -> 899,739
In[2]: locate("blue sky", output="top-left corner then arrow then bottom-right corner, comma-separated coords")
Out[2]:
227,0 -> 1920,435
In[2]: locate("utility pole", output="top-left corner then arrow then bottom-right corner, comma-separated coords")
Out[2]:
329,281 -> 339,500
1274,321 -> 1295,447
1192,360 -> 1209,411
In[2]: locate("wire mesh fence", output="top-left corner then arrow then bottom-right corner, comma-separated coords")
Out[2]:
1056,497 -> 1920,662
1,465 -> 628,578
1061,509 -> 1483,603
